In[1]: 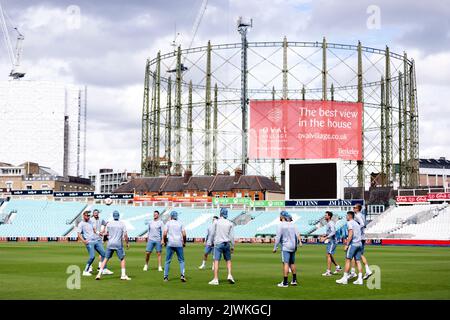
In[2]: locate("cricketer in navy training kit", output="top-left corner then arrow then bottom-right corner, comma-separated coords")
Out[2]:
273,210 -> 302,287
77,210 -> 112,277
143,210 -> 164,272
96,210 -> 131,281
163,211 -> 187,282
208,208 -> 235,285
320,211 -> 342,276
199,215 -> 219,270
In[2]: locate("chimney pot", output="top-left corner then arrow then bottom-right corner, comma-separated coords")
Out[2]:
234,168 -> 243,183
184,170 -> 193,183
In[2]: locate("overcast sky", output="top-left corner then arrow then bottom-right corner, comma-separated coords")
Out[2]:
0,0 -> 449,175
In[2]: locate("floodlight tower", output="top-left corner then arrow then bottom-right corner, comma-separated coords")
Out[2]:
237,16 -> 252,175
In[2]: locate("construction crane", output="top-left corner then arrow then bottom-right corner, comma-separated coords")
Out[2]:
167,0 -> 208,73
188,0 -> 208,51
0,2 -> 25,79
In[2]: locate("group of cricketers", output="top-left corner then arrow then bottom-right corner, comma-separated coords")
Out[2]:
77,203 -> 372,286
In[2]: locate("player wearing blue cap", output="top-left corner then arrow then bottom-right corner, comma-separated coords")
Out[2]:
273,210 -> 301,287
96,210 -> 131,281
143,210 -> 164,272
77,210 -> 108,277
199,215 -> 218,270
162,211 -> 187,282
208,207 -> 235,285
320,211 -> 341,276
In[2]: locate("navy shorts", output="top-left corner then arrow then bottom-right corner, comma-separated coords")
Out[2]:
146,240 -> 162,253
281,250 -> 296,265
213,242 -> 232,261
204,245 -> 214,255
346,244 -> 362,261
106,247 -> 125,260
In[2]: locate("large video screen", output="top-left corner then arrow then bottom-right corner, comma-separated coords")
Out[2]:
287,162 -> 339,199
249,100 -> 363,161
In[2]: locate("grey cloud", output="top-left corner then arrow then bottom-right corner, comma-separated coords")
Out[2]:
1,0 -> 449,172
307,0 -> 450,54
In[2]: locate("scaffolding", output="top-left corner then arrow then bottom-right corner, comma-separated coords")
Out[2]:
141,37 -> 420,188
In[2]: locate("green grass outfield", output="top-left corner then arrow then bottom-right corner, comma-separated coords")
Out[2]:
0,242 -> 449,300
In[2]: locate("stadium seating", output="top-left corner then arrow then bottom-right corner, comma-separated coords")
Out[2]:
174,208 -> 244,238
310,218 -> 347,237
234,210 -> 341,237
0,200 -> 86,237
389,207 -> 450,240
365,204 -> 441,235
234,211 -> 280,237
0,199 -> 447,241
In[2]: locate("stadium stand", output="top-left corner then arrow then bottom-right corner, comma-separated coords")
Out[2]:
173,208 -> 243,238
389,206 -> 450,239
233,210 -> 341,237
367,187 -> 394,205
0,199 -> 448,241
0,200 -> 86,237
365,204 -> 445,237
234,211 -> 280,238
311,218 -> 347,237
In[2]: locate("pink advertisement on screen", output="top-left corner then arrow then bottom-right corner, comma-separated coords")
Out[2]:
249,100 -> 363,160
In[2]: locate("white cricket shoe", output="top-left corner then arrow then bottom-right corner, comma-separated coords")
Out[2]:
322,271 -> 332,276
348,272 -> 357,280
158,266 -> 163,272
353,278 -> 363,285
82,271 -> 92,277
277,282 -> 288,288
88,266 -> 93,272
120,275 -> 131,281
336,277 -> 348,285
102,268 -> 113,275
363,271 -> 373,280
227,275 -> 235,284
333,267 -> 342,274
143,265 -> 148,271
198,264 -> 205,270
208,279 -> 219,285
